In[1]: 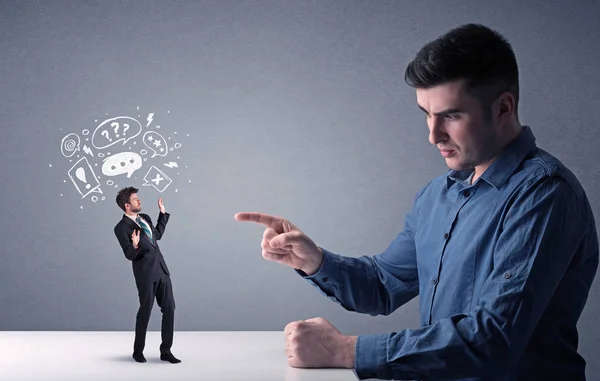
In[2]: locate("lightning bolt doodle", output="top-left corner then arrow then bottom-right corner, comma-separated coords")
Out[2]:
83,144 -> 94,157
146,113 -> 154,128
163,162 -> 178,168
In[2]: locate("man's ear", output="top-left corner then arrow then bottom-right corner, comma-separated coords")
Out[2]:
497,92 -> 515,120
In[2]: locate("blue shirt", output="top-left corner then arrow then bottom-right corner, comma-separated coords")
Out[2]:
303,127 -> 598,380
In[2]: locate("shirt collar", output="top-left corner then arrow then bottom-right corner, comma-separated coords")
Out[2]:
125,213 -> 142,224
446,126 -> 538,190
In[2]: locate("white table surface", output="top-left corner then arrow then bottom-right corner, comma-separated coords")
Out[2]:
0,331 -> 360,380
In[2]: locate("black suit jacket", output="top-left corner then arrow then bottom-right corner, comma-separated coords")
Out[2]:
114,212 -> 171,286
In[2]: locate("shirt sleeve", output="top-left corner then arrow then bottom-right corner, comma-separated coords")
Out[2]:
355,175 -> 592,380
155,212 -> 170,240
299,187 -> 423,316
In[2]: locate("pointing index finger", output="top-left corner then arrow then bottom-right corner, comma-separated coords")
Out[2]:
234,212 -> 279,228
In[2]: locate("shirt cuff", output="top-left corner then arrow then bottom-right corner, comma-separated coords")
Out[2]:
355,334 -> 392,379
295,247 -> 336,279
294,249 -> 347,305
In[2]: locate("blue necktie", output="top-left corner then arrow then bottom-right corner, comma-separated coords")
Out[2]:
135,216 -> 153,240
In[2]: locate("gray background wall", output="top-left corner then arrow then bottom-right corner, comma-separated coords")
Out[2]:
1,0 -> 599,378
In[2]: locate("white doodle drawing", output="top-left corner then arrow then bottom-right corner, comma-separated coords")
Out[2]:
146,113 -> 154,127
68,157 -> 102,198
142,165 -> 172,192
61,133 -> 80,158
83,144 -> 94,156
58,110 -> 191,205
92,116 -> 142,149
101,152 -> 143,178
143,131 -> 168,158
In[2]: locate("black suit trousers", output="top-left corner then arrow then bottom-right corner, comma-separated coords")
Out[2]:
134,273 -> 176,354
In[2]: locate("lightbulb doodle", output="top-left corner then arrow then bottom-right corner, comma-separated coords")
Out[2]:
51,109 -> 192,209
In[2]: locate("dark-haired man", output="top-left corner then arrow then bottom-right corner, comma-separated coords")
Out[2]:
114,187 -> 181,364
235,24 -> 598,380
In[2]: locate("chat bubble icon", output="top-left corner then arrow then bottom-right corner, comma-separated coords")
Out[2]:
68,157 -> 102,198
142,165 -> 172,193
92,116 -> 142,149
143,131 -> 168,158
61,133 -> 80,158
101,151 -> 143,178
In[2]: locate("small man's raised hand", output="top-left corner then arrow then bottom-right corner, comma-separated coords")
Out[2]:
158,197 -> 166,214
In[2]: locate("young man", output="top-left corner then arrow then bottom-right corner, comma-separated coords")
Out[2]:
235,24 -> 598,380
114,187 -> 181,364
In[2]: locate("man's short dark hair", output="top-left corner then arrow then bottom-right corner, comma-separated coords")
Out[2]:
116,187 -> 138,211
405,23 -> 519,118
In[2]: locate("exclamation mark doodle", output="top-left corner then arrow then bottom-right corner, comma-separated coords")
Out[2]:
68,157 -> 102,198
75,167 -> 90,189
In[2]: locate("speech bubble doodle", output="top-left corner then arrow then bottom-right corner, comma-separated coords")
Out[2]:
61,133 -> 81,158
101,151 -> 143,178
68,157 -> 102,198
143,131 -> 168,158
92,116 -> 142,149
142,165 -> 172,192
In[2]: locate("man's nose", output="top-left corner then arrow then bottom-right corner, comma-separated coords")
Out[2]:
428,117 -> 447,145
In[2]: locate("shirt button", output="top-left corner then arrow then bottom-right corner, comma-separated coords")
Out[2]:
464,190 -> 471,197
443,233 -> 449,240
504,273 -> 512,279
432,277 -> 439,285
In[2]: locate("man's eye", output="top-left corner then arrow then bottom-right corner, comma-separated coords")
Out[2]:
444,114 -> 458,121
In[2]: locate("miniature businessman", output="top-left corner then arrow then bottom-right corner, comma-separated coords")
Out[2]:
114,187 -> 181,364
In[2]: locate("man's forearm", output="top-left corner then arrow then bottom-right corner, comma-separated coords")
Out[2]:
302,249 -> 405,316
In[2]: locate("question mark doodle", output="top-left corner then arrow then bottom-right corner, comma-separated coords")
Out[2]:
111,122 -> 120,138
92,116 -> 142,149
